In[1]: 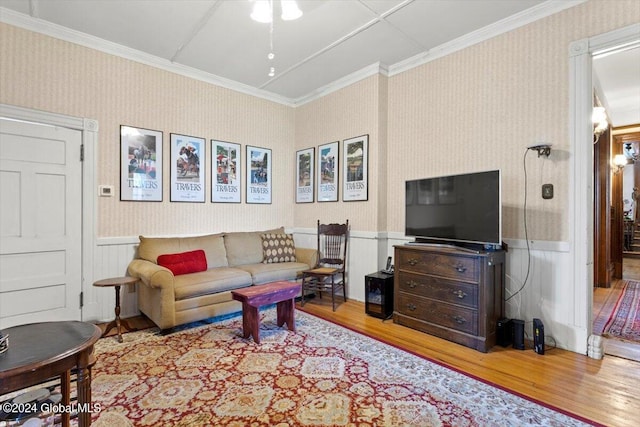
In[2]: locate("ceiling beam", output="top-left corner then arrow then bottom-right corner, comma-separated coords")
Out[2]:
260,0 -> 414,90
170,0 -> 223,63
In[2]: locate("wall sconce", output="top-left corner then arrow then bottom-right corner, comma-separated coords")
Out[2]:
592,106 -> 608,143
613,154 -> 628,173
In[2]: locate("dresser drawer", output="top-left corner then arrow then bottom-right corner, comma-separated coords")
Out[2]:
397,271 -> 478,309
396,292 -> 478,335
397,250 -> 478,282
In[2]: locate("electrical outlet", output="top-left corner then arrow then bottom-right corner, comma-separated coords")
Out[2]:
542,184 -> 553,199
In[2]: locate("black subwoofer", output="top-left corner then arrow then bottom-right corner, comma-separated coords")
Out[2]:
512,319 -> 525,350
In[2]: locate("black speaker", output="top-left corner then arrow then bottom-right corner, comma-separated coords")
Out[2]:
512,319 -> 525,350
533,318 -> 545,355
496,318 -> 512,347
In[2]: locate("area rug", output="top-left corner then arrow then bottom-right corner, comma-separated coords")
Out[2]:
602,280 -> 640,343
88,309 -> 597,426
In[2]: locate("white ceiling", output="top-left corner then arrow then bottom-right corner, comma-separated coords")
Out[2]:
0,0 -> 638,122
593,46 -> 640,128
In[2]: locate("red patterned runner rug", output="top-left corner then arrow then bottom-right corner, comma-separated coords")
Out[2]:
89,309 -> 598,426
602,280 -> 640,343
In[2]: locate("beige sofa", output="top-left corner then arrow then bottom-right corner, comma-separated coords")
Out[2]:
127,228 -> 316,330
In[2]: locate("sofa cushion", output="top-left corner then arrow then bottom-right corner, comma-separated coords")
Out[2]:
157,250 -> 207,276
173,268 -> 253,300
138,233 -> 228,269
224,227 -> 284,266
236,261 -> 310,285
261,233 -> 297,263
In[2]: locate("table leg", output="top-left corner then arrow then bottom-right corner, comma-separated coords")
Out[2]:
276,298 -> 296,331
101,285 -> 136,342
76,354 -> 94,427
242,304 -> 261,343
60,370 -> 71,427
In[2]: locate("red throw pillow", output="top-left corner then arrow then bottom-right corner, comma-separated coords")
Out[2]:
157,250 -> 207,276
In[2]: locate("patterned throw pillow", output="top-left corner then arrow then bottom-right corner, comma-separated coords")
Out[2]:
261,233 -> 297,264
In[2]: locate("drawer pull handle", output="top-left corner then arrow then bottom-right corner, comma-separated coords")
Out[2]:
454,263 -> 467,273
453,315 -> 466,324
406,303 -> 417,311
407,281 -> 417,289
408,258 -> 419,266
453,290 -> 467,299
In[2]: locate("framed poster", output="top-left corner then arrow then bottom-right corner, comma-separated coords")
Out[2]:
342,134 -> 368,201
170,133 -> 205,202
296,147 -> 314,203
317,141 -> 339,202
120,125 -> 163,201
212,140 -> 241,203
246,145 -> 272,204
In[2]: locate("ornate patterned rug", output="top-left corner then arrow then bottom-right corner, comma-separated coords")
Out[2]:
602,280 -> 640,343
89,308 -> 596,426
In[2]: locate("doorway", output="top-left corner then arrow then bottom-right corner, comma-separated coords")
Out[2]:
0,118 -> 83,327
0,103 -> 99,325
591,44 -> 640,359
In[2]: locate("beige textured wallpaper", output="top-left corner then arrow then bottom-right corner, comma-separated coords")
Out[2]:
0,23 -> 296,237
1,0 -> 638,241
294,76 -> 383,231
386,0 -> 640,241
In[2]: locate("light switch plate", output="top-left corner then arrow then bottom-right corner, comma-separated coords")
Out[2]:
542,184 -> 553,199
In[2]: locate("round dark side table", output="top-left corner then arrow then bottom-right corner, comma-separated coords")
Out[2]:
0,321 -> 101,427
93,276 -> 138,343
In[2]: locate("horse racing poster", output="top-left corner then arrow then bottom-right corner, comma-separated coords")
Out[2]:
342,134 -> 368,202
317,141 -> 339,202
296,147 -> 314,203
246,145 -> 272,204
212,140 -> 241,203
120,125 -> 163,201
170,133 -> 205,202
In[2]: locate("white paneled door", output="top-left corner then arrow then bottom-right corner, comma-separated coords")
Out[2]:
0,118 -> 83,328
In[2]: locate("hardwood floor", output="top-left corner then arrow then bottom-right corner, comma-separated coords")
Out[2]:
298,299 -> 639,427
107,298 -> 639,427
593,257 -> 640,361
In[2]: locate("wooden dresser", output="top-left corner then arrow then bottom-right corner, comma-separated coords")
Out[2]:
393,244 -> 505,352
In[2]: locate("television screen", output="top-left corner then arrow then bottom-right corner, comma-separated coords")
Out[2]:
405,170 -> 501,246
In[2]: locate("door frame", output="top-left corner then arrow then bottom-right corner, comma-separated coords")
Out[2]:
569,23 -> 640,355
0,103 -> 98,321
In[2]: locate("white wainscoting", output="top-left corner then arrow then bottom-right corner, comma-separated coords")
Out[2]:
88,237 -> 140,323
87,229 -> 389,323
501,238 -> 580,352
293,227 -> 381,303
384,233 -> 580,352
87,232 -> 583,353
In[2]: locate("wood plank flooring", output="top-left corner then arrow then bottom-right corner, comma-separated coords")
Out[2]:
105,297 -> 640,427
593,257 -> 640,361
298,299 -> 639,427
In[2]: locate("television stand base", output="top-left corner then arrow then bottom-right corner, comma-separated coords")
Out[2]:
405,241 -> 481,253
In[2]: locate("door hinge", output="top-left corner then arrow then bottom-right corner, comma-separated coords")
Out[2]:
80,291 -> 84,308
80,144 -> 85,161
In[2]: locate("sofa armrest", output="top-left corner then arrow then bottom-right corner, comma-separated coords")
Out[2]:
128,259 -> 175,291
295,247 -> 318,269
128,259 -> 177,329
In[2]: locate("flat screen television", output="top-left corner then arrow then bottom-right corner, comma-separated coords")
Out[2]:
405,170 -> 501,248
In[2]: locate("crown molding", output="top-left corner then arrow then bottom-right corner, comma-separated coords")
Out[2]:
1,1 -> 586,108
292,62 -> 389,107
388,0 -> 587,77
0,7 -> 295,107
